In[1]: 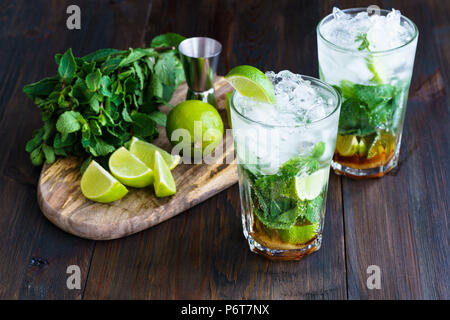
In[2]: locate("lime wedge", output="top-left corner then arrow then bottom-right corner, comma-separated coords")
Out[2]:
358,138 -> 368,156
224,65 -> 275,103
80,160 -> 128,203
129,137 -> 180,170
294,167 -> 328,201
153,150 -> 176,197
278,223 -> 319,244
336,135 -> 359,157
108,147 -> 154,188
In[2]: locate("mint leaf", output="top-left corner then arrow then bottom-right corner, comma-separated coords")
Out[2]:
86,69 -> 102,91
23,76 -> 60,100
305,196 -> 322,224
354,84 -> 395,109
101,57 -> 122,74
25,128 -> 44,152
121,107 -> 133,122
56,111 -> 81,134
89,120 -> 102,136
119,48 -> 157,68
58,48 -> 77,82
148,111 -> 167,127
42,144 -> 56,164
356,33 -> 370,51
311,141 -> 325,159
338,97 -> 374,135
30,148 -> 44,166
80,157 -> 92,175
83,49 -> 125,63
131,112 -> 159,139
88,137 -> 115,156
151,33 -> 186,48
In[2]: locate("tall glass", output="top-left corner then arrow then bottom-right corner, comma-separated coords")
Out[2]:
230,75 -> 341,261
317,8 -> 418,178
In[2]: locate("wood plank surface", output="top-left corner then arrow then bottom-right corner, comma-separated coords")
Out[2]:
340,0 -> 450,299
0,0 -> 152,299
0,0 -> 448,300
83,0 -> 348,300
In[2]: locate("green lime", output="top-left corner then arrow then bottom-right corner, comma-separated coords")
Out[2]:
224,65 -> 275,103
336,135 -> 359,157
80,160 -> 128,203
153,150 -> 176,197
278,223 -> 319,244
294,167 -> 328,201
108,147 -> 154,188
129,137 -> 180,170
166,100 -> 224,154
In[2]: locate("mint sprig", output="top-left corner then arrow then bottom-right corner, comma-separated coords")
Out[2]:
23,33 -> 186,166
248,141 -> 326,230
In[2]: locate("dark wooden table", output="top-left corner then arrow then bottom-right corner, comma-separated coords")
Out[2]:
0,0 -> 448,300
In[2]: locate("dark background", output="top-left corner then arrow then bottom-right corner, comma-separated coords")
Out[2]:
0,0 -> 448,299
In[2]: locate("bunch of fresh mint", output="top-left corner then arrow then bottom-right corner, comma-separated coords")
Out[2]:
24,33 -> 186,166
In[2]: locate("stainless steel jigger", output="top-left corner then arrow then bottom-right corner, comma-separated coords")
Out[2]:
178,37 -> 222,107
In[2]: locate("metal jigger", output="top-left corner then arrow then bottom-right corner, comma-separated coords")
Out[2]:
178,37 -> 222,107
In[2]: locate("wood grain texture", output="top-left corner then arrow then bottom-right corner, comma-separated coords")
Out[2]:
38,78 -> 237,240
0,0 -> 152,299
341,0 -> 450,299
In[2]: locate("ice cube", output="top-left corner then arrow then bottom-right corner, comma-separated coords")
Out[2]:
277,70 -> 296,81
332,7 -> 349,20
306,104 -> 327,122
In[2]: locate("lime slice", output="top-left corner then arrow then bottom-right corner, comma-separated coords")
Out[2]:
224,65 -> 275,103
80,160 -> 128,203
129,137 -> 180,170
108,147 -> 154,188
369,56 -> 389,84
294,167 -> 329,201
153,150 -> 176,197
336,135 -> 359,157
278,223 -> 319,244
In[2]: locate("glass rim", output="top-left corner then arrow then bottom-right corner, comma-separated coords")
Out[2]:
230,75 -> 342,129
316,7 -> 419,55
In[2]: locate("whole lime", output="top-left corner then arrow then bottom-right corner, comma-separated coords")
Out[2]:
166,100 -> 224,155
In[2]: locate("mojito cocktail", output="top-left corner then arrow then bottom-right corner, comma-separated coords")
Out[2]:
228,69 -> 341,260
317,8 -> 418,178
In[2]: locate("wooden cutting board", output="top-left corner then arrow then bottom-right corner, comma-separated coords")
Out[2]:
37,76 -> 238,240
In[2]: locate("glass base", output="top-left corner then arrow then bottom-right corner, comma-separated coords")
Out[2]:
332,149 -> 399,179
245,232 -> 322,261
